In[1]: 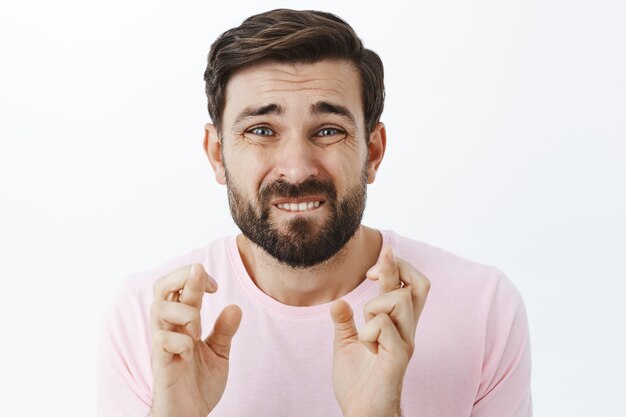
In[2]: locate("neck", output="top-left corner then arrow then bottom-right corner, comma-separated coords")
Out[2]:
236,225 -> 382,306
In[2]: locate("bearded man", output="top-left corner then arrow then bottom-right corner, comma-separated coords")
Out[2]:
98,9 -> 532,417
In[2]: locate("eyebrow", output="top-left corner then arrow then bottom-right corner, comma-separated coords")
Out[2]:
310,101 -> 357,129
232,103 -> 284,127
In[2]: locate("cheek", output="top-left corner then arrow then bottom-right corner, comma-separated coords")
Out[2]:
231,159 -> 267,197
334,146 -> 368,179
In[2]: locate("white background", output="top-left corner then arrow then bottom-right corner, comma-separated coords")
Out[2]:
1,0 -> 624,415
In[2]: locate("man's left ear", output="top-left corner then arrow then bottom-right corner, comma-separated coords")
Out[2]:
366,122 -> 387,184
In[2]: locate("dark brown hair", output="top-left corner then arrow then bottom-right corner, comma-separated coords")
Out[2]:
204,9 -> 385,137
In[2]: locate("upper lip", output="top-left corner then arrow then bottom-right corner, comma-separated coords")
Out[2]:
271,196 -> 326,205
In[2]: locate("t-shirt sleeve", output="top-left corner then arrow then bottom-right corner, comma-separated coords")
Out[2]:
97,279 -> 153,417
471,273 -> 533,417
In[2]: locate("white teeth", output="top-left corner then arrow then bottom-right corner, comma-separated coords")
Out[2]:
276,201 -> 322,211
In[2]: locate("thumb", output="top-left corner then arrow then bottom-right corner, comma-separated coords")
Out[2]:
204,304 -> 242,359
330,299 -> 358,349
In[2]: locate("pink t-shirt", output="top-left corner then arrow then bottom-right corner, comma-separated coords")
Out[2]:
97,230 -> 532,416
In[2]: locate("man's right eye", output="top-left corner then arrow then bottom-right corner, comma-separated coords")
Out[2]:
247,126 -> 274,136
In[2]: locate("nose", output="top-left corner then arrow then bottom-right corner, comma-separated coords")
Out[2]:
273,132 -> 320,184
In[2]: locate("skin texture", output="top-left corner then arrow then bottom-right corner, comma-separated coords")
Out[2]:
148,60 -> 430,417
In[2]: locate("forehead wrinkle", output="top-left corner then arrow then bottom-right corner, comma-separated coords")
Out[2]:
260,76 -> 354,88
263,77 -> 326,85
260,63 -> 355,75
256,87 -> 351,98
255,75 -> 352,89
262,72 -> 354,82
251,72 -> 358,90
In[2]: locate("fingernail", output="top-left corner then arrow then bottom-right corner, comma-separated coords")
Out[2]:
207,275 -> 218,291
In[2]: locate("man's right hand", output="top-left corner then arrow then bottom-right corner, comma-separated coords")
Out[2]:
148,263 -> 242,417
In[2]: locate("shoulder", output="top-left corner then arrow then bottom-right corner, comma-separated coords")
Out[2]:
383,230 -> 524,320
385,230 -> 507,284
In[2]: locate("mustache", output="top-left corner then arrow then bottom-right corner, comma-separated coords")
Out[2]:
259,179 -> 337,204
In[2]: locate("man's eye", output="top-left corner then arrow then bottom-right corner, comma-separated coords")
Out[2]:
248,126 -> 274,136
313,127 -> 347,144
316,128 -> 343,137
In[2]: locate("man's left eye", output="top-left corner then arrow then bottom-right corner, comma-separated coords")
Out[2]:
316,128 -> 343,137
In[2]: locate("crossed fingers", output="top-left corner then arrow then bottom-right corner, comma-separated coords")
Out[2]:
361,245 -> 430,354
150,263 -> 217,362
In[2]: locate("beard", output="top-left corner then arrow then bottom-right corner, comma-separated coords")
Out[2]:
225,166 -> 368,269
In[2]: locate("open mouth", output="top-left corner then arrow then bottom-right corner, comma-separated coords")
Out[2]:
272,198 -> 325,212
276,201 -> 322,212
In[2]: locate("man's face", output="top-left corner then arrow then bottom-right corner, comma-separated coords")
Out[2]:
210,60 -> 382,268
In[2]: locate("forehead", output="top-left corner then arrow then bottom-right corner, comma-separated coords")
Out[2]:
222,60 -> 363,124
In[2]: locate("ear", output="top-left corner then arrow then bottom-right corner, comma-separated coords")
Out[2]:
366,122 -> 387,184
203,123 -> 226,185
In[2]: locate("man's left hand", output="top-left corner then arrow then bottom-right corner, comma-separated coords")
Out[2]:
330,245 -> 430,417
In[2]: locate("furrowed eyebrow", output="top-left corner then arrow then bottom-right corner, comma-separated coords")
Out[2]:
232,104 -> 284,127
310,101 -> 358,131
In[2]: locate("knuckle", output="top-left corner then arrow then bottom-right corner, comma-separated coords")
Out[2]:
149,300 -> 164,318
153,329 -> 169,344
399,287 -> 412,303
362,310 -> 375,323
175,303 -> 198,325
382,281 -> 397,292
190,309 -> 201,325
378,312 -> 393,326
180,301 -> 196,315
181,334 -> 193,350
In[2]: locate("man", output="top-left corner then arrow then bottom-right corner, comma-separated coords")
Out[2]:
98,9 -> 532,417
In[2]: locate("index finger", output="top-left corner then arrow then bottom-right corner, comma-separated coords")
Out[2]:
396,259 -> 431,326
153,263 -> 217,305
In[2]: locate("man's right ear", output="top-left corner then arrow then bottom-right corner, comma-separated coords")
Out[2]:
203,123 -> 226,185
